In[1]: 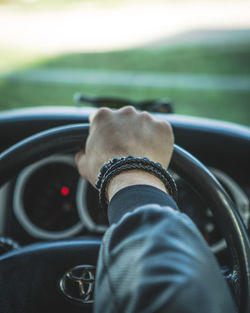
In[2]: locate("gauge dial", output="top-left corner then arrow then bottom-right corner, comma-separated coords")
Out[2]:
14,155 -> 84,240
23,162 -> 79,231
175,176 -> 224,248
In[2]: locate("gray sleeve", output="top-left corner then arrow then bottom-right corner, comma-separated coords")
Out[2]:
94,185 -> 236,313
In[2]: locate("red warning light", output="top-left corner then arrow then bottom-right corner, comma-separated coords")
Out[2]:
61,186 -> 70,196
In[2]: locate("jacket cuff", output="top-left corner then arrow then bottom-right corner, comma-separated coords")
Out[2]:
108,184 -> 179,224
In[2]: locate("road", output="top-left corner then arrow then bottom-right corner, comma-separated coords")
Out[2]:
5,68 -> 250,92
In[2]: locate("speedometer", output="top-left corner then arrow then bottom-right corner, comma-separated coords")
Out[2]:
23,162 -> 79,231
14,155 -> 84,240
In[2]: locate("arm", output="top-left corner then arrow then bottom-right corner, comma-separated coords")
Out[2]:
75,106 -> 235,313
95,184 -> 235,313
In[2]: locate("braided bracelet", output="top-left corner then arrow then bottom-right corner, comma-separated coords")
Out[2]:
95,156 -> 178,216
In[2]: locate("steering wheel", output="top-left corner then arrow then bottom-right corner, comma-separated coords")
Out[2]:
0,124 -> 249,313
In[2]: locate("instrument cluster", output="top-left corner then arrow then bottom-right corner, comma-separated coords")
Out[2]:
13,155 -> 249,253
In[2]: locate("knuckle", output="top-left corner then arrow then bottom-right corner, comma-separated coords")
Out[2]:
93,107 -> 112,122
119,106 -> 137,115
158,120 -> 173,134
159,120 -> 171,129
140,111 -> 153,121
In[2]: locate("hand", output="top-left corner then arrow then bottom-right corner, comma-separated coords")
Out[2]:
75,106 -> 174,200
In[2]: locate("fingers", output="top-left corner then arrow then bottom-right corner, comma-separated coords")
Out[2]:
86,106 -> 173,143
90,106 -> 142,126
90,107 -> 113,124
117,106 -> 137,115
75,105 -> 174,185
89,111 -> 96,124
90,105 -> 171,124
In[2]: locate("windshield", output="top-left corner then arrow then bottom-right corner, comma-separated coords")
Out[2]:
0,0 -> 249,126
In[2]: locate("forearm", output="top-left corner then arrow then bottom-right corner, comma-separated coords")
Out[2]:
94,186 -> 235,313
75,107 -> 236,313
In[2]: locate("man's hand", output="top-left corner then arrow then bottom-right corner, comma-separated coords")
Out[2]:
75,106 -> 174,200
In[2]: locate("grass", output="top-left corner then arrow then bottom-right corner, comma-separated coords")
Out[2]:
0,44 -> 250,126
28,45 -> 250,75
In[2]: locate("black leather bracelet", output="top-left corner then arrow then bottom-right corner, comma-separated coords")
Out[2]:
96,156 -> 178,216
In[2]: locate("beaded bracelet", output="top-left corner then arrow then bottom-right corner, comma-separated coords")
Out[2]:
95,156 -> 178,216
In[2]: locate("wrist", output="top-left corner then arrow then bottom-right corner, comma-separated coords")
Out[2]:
107,170 -> 168,202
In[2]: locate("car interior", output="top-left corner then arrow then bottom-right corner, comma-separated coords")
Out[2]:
0,105 -> 249,313
1,0 -> 250,311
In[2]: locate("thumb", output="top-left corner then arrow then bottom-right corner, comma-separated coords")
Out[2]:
75,150 -> 88,179
75,150 -> 83,165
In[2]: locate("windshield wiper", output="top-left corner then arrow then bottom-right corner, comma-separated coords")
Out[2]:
74,93 -> 174,114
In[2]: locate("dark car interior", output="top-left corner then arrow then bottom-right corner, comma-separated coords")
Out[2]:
0,106 -> 250,313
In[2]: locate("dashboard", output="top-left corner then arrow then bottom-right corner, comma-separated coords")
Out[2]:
5,153 -> 249,256
0,106 -> 250,257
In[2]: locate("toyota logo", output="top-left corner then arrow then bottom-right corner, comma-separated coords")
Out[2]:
59,265 -> 96,304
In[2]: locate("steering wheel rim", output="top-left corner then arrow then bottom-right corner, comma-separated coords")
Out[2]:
0,123 -> 249,313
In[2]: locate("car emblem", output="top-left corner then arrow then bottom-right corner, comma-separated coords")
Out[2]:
59,265 -> 95,304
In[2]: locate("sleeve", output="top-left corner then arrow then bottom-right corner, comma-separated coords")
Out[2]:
94,185 -> 236,313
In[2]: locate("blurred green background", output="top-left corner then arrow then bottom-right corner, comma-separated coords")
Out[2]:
0,0 -> 250,125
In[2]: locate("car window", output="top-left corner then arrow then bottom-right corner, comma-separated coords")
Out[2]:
0,0 -> 249,126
